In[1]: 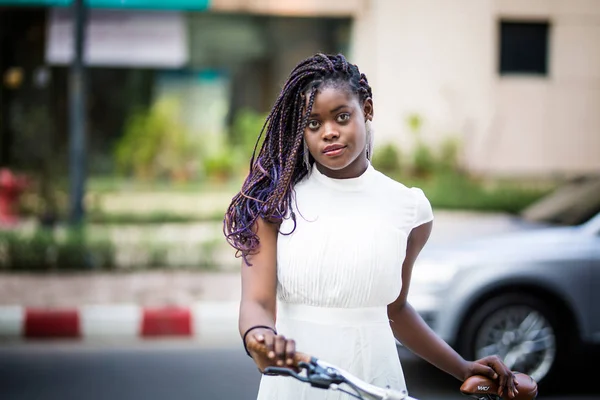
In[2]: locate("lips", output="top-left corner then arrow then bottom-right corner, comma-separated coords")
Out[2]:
323,144 -> 346,154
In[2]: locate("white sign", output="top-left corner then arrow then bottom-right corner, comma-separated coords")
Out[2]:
46,8 -> 188,68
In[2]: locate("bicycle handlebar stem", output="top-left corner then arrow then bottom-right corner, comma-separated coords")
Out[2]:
264,357 -> 417,400
314,359 -> 415,400
250,341 -> 417,400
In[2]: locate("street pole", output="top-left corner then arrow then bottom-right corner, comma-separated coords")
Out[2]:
68,0 -> 87,226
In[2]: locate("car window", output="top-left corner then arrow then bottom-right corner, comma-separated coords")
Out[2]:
520,175 -> 600,226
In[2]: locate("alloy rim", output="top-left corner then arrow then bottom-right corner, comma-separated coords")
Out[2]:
474,305 -> 556,382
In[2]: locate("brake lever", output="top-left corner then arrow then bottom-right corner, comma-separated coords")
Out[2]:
304,360 -> 346,389
264,360 -> 347,390
263,366 -> 311,382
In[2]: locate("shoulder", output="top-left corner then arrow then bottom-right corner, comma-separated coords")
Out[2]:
370,168 -> 434,228
370,168 -> 406,189
369,168 -> 418,198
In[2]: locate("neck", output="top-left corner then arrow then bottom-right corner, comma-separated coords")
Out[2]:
315,157 -> 369,179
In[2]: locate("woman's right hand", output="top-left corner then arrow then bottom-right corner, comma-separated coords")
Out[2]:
245,328 -> 297,373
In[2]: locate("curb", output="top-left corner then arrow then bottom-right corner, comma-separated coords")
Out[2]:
0,302 -> 239,341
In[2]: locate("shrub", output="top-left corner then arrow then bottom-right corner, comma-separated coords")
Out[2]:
203,149 -> 238,182
0,228 -> 116,272
437,135 -> 462,172
230,109 -> 267,160
400,171 -> 550,214
372,143 -> 402,175
114,98 -> 199,181
412,143 -> 436,177
199,109 -> 267,182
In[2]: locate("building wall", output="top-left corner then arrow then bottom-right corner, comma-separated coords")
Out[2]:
207,0 -> 600,177
491,0 -> 600,176
351,0 -> 600,177
351,0 -> 495,173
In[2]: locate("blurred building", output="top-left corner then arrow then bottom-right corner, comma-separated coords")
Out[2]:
0,0 -> 598,178
351,0 -> 600,178
0,0 -> 351,175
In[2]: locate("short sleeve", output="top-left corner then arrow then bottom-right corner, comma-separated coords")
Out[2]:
410,187 -> 433,229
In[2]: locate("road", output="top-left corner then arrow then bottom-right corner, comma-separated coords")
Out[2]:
0,342 -> 597,400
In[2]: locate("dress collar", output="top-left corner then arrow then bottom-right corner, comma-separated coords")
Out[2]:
310,162 -> 374,191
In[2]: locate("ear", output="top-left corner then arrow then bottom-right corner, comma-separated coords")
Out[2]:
363,97 -> 374,121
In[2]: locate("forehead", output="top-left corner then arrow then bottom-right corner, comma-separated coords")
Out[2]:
308,86 -> 360,110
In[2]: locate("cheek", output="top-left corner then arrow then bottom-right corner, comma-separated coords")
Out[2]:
352,122 -> 368,146
304,132 -> 318,153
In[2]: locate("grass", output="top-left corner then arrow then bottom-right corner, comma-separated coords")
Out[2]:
86,210 -> 225,224
87,175 -> 243,194
399,171 -> 552,214
35,171 -> 552,226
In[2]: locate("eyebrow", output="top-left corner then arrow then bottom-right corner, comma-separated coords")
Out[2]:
309,104 -> 351,117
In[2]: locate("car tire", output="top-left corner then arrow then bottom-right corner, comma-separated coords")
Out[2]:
457,293 -> 570,389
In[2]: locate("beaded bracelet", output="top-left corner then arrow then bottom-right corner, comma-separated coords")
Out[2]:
242,325 -> 277,357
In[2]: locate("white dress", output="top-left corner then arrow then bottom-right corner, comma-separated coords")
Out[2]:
256,162 -> 434,400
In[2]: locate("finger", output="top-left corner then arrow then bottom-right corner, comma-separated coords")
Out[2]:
488,356 -> 506,376
274,335 -> 287,366
285,339 -> 296,366
498,371 -> 507,393
510,374 -> 519,398
504,372 -> 513,398
475,364 -> 498,380
263,332 -> 275,359
495,360 -> 514,397
253,333 -> 265,343
481,357 -> 505,390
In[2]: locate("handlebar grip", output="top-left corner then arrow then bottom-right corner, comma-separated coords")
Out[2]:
460,372 -> 538,400
246,339 -> 312,370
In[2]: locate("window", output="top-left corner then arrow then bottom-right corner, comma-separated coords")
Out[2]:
499,21 -> 549,75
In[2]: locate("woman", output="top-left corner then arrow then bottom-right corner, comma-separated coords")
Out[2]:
224,53 -> 518,399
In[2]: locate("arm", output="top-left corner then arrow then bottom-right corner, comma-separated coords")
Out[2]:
388,222 -> 518,397
387,222 -> 468,379
239,217 -> 278,338
239,218 -> 296,370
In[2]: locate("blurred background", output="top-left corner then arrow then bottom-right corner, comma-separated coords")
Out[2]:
0,0 -> 599,399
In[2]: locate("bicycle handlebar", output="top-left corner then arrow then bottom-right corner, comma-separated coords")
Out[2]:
246,341 -> 538,400
247,340 -> 416,400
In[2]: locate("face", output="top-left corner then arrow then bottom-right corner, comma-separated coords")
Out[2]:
303,85 -> 374,179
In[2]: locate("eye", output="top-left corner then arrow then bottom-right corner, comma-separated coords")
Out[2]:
336,113 -> 351,123
307,120 -> 321,130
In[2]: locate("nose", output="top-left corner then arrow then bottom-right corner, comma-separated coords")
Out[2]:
322,123 -> 340,141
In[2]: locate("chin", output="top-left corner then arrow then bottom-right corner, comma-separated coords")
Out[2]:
315,158 -> 351,171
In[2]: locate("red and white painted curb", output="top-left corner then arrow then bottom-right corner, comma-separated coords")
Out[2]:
0,302 -> 239,341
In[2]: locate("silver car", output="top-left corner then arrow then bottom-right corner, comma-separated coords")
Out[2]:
409,176 -> 600,385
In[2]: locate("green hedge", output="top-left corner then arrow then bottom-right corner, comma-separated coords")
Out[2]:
0,229 -> 115,272
0,228 -> 226,272
86,210 -> 225,225
400,172 -> 551,214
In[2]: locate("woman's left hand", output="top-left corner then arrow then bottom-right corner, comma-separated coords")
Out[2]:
464,355 -> 519,398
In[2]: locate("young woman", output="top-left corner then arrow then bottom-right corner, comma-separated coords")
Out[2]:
224,53 -> 518,399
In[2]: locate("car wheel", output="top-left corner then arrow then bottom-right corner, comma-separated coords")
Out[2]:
458,293 -> 565,385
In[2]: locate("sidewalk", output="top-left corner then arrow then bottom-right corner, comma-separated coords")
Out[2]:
0,271 -> 241,343
0,210 -> 522,342
0,271 -> 241,307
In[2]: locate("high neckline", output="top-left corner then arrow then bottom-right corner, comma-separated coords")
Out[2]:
310,162 -> 374,191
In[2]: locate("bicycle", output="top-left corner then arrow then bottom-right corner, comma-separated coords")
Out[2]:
247,341 -> 538,400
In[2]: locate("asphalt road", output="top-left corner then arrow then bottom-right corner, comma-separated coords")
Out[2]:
0,342 -> 597,400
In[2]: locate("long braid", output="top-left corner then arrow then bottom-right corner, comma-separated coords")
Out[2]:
224,53 -> 373,263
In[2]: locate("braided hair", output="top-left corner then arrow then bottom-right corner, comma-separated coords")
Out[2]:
224,53 -> 373,263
